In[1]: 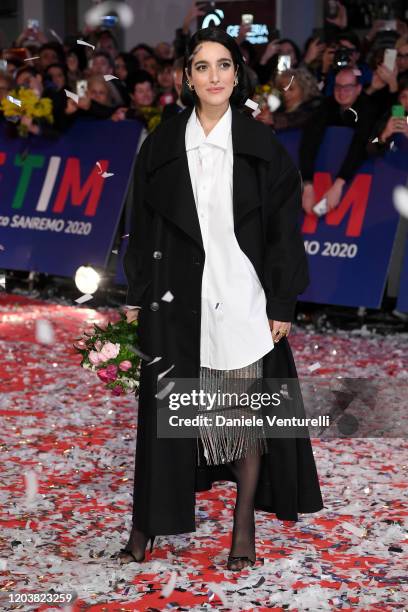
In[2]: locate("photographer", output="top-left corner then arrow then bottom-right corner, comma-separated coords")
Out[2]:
300,67 -> 379,214
320,32 -> 373,96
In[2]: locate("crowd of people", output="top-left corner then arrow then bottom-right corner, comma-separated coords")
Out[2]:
0,1 -> 407,214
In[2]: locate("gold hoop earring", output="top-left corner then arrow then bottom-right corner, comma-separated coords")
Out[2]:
233,77 -> 238,87
187,81 -> 195,91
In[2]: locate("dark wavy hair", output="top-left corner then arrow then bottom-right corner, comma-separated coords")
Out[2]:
180,27 -> 252,108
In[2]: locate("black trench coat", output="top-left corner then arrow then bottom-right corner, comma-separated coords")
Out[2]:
124,105 -> 324,535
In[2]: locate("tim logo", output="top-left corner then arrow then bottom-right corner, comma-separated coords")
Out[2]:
302,172 -> 373,237
202,9 -> 225,27
0,153 -> 110,217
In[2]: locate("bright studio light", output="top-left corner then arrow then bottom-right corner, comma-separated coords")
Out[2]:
74,265 -> 100,295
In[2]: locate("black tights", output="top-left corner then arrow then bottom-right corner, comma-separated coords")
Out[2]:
121,451 -> 262,568
227,450 -> 262,569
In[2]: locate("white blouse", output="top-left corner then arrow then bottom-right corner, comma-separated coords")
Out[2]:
185,105 -> 274,370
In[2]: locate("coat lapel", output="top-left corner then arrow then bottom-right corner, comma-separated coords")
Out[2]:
145,105 -> 274,250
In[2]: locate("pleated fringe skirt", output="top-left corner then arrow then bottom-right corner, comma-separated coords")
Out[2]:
197,357 -> 268,466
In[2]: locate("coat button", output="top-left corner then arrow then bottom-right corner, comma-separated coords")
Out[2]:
153,251 -> 162,259
194,259 -> 201,266
192,309 -> 198,315
150,302 -> 160,311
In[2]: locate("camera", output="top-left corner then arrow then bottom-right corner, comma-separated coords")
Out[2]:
334,47 -> 353,68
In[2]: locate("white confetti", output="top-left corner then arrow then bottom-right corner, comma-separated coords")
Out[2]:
49,29 -> 63,43
7,95 -> 21,107
267,93 -> 281,112
393,185 -> 408,218
0,244 -> 5,250
371,137 -> 379,143
103,74 -> 118,81
283,75 -> 294,91
35,319 -> 55,345
64,89 -> 79,104
24,470 -> 39,503
24,56 -> 40,61
347,107 -> 358,122
155,381 -> 176,400
0,275 -> 5,288
75,293 -> 94,304
342,521 -> 366,538
252,108 -> 262,118
157,364 -> 175,381
207,583 -> 229,607
308,362 -> 321,372
96,161 -> 114,178
244,98 -> 258,111
161,570 -> 177,598
111,249 -> 118,255
77,39 -> 95,50
147,356 -> 162,366
161,291 -> 174,303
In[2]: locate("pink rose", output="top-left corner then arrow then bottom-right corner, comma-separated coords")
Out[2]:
105,364 -> 118,381
119,360 -> 132,371
97,368 -> 110,383
94,340 -> 103,351
89,351 -> 101,365
75,340 -> 86,349
99,342 -> 120,361
112,385 -> 124,396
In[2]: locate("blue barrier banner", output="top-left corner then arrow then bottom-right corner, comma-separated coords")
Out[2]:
276,127 -> 407,308
396,240 -> 408,312
0,119 -> 142,277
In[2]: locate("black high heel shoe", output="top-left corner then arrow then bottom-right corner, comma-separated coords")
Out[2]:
227,554 -> 256,571
113,535 -> 156,564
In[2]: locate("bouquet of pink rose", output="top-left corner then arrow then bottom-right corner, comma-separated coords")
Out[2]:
74,314 -> 141,396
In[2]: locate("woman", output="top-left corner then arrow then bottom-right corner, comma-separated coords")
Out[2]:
119,27 -> 324,571
257,68 -> 323,131
65,75 -> 123,121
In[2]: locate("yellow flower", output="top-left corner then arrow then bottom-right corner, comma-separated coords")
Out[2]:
0,87 -> 53,125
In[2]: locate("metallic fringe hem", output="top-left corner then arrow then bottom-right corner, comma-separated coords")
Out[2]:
197,358 -> 267,467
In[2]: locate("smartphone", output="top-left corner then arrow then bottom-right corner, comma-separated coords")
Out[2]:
383,48 -> 397,71
392,105 -> 405,118
241,14 -> 254,26
325,0 -> 339,19
277,54 -> 291,73
76,79 -> 88,97
313,198 -> 328,216
382,20 -> 397,31
27,19 -> 39,31
100,15 -> 118,28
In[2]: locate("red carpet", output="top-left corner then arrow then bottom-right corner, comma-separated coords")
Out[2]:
0,294 -> 406,611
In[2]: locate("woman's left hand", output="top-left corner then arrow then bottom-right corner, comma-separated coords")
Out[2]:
325,178 -> 345,211
269,320 -> 291,343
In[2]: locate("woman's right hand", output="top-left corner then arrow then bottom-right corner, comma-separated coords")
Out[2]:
125,308 -> 140,324
259,39 -> 281,65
